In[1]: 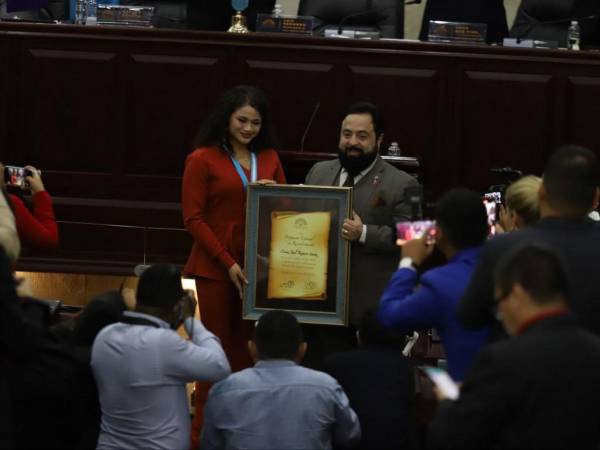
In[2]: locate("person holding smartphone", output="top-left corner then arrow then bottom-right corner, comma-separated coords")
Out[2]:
91,264 -> 230,450
181,85 -> 286,444
496,175 -> 542,233
378,189 -> 490,382
7,165 -> 59,250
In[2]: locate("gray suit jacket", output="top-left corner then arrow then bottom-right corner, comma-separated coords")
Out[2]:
306,156 -> 419,324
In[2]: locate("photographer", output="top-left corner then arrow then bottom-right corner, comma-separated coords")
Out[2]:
7,164 -> 59,250
0,163 -> 21,262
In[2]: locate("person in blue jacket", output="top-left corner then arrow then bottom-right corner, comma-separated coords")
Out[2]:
378,188 -> 489,382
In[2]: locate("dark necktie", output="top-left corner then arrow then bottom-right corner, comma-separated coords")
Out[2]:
343,173 -> 354,187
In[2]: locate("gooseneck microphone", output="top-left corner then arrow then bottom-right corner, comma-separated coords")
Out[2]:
404,185 -> 424,221
300,102 -> 320,152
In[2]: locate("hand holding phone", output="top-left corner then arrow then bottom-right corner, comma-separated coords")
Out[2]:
182,290 -> 197,321
420,366 -> 460,400
24,165 -> 45,194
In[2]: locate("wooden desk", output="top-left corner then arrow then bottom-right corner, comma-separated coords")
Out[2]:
1,22 -> 599,273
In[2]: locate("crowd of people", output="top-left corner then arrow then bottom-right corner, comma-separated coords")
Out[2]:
2,84 -> 600,450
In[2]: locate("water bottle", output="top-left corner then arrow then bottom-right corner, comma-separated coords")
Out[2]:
387,141 -> 401,156
568,20 -> 580,51
86,0 -> 98,25
272,3 -> 283,17
75,0 -> 86,24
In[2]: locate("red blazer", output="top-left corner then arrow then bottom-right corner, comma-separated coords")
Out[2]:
182,146 -> 286,280
9,191 -> 59,249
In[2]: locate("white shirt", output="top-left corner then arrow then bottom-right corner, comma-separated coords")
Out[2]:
91,311 -> 231,450
338,157 -> 379,244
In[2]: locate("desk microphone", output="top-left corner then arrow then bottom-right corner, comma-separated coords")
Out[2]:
300,102 -> 320,152
337,1 -> 421,36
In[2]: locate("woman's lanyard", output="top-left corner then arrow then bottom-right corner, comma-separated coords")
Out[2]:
229,152 -> 257,190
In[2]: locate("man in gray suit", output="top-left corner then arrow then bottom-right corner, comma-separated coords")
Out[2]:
304,102 -> 419,361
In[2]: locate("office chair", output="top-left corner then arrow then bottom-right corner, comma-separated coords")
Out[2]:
298,0 -> 404,39
510,0 -> 600,48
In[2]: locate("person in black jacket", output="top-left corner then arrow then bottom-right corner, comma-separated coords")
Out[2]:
419,0 -> 508,44
322,309 -> 415,450
459,145 -> 600,336
0,247 -> 45,449
429,244 -> 600,450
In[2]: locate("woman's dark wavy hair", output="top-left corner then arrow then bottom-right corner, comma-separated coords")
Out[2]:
192,85 -> 276,153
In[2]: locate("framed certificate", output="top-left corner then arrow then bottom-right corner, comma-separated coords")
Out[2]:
243,184 -> 352,326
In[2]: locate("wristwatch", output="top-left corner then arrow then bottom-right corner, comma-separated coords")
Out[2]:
398,257 -> 418,271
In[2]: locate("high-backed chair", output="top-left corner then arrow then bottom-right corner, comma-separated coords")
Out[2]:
298,0 -> 404,39
187,0 -> 275,31
510,0 -> 600,48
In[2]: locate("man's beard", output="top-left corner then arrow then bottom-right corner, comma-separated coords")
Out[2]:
338,146 -> 378,176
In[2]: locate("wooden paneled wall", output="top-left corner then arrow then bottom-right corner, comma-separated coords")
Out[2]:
1,22 -> 599,276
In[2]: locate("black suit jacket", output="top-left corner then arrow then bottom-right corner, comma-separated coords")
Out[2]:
459,217 -> 600,334
323,346 -> 415,450
428,314 -> 600,450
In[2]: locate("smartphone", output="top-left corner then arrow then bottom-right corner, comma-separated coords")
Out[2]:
396,220 -> 436,245
420,366 -> 460,400
4,165 -> 33,188
483,191 -> 502,234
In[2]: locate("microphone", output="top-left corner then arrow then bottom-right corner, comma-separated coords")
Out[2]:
300,102 -> 320,152
404,185 -> 424,221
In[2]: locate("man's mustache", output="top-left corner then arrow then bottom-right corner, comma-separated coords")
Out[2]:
343,146 -> 365,156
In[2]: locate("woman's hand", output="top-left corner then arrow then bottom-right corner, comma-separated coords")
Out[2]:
256,179 -> 276,185
228,263 -> 248,299
24,166 -> 45,194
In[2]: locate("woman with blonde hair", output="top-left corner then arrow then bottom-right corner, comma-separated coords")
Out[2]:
498,175 -> 542,232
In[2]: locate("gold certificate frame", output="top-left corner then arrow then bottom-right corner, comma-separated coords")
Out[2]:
243,184 -> 352,326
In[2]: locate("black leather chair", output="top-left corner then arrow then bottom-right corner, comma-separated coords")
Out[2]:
187,0 -> 275,32
510,0 -> 600,48
298,0 -> 404,39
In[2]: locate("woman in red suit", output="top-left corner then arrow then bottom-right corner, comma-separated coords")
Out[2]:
9,166 -> 59,250
182,85 -> 286,444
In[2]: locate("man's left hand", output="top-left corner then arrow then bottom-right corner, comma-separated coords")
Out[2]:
342,211 -> 363,241
401,237 -> 434,266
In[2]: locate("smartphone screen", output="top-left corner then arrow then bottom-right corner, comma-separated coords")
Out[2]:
396,220 -> 436,245
483,192 -> 502,235
4,165 -> 28,188
420,366 -> 460,400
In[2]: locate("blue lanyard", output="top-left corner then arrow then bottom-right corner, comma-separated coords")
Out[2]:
229,152 -> 257,190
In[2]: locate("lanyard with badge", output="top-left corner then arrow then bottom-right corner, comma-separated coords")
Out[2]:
229,152 -> 257,190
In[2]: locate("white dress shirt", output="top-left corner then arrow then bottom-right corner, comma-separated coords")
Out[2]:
91,311 -> 231,450
338,157 -> 379,244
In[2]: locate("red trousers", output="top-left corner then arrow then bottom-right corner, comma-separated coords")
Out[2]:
191,277 -> 253,448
